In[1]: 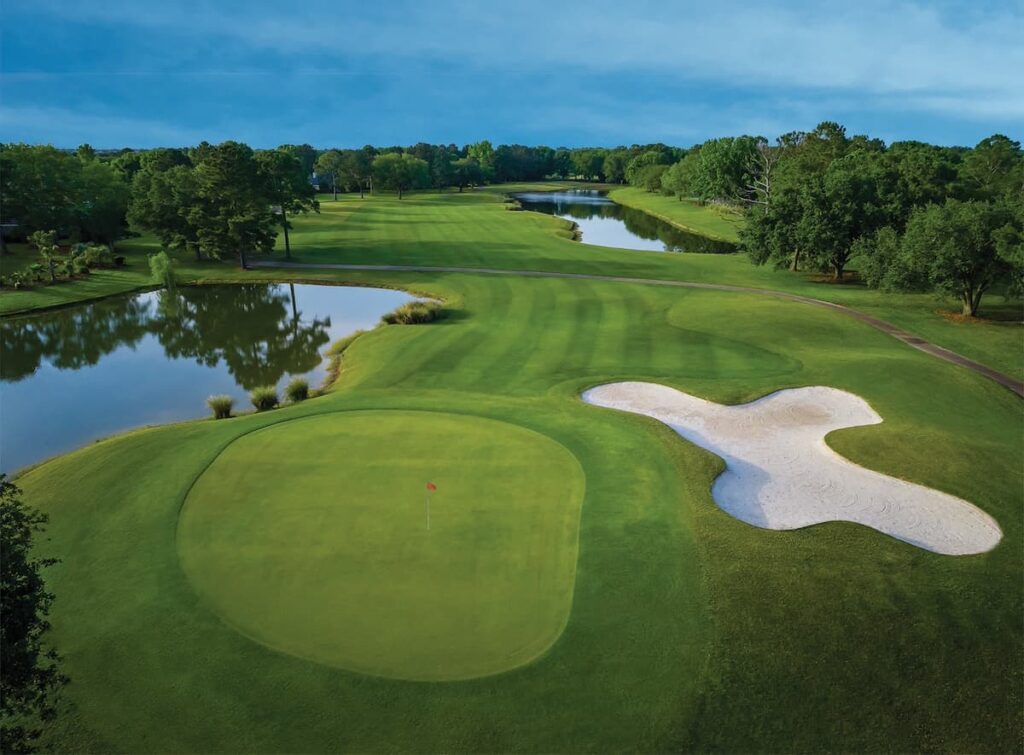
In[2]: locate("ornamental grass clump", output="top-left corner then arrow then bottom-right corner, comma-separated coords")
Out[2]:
285,377 -> 309,403
206,395 -> 234,419
381,300 -> 442,325
250,385 -> 279,412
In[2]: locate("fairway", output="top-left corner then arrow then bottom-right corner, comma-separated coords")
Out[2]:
178,411 -> 586,680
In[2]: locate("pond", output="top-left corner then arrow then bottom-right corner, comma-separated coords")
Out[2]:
0,283 -> 416,472
514,190 -> 736,254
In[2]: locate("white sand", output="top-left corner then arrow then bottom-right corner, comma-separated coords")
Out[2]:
582,382 -> 1002,555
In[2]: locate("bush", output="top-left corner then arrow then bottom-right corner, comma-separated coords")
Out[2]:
81,245 -> 114,269
285,377 -> 309,402
206,395 -> 234,419
249,385 -> 279,412
381,300 -> 443,325
148,251 -> 176,291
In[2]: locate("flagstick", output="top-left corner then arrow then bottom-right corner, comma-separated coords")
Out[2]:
426,490 -> 431,531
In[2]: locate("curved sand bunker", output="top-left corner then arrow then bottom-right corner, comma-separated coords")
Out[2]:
582,382 -> 1002,555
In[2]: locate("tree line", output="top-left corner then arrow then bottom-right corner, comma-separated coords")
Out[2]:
2,131 -> 1021,314
615,124 -> 1023,316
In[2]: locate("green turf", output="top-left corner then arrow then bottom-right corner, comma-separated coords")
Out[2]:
4,184 -> 1023,752
178,410 -> 585,681
607,187 -> 744,242
2,187 -> 1019,382
13,268 -> 1022,752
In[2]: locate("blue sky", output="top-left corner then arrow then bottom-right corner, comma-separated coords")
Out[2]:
1,0 -> 1021,149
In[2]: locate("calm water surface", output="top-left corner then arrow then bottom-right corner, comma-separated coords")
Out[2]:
1,283 -> 415,472
515,190 -> 735,254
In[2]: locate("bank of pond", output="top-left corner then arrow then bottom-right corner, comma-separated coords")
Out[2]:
0,283 -> 416,471
514,190 -> 737,254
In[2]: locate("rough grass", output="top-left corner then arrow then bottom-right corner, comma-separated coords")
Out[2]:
283,377 -> 309,402
15,270 -> 1022,753
248,385 -> 279,411
381,299 -> 442,324
205,395 -> 234,420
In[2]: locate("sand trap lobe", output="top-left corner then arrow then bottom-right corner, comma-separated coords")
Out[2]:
583,382 -> 1001,555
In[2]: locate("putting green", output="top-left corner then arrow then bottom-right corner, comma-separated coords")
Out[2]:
177,410 -> 586,681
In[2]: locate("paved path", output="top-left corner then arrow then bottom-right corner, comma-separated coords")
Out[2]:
250,261 -> 1024,399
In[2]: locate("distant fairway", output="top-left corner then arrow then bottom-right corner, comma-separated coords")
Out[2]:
178,411 -> 585,680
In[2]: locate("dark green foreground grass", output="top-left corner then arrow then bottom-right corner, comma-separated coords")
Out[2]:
14,267 -> 1023,752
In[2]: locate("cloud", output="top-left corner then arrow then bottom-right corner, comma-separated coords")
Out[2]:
2,0 -> 1020,146
14,0 -> 1022,109
0,105 -> 209,148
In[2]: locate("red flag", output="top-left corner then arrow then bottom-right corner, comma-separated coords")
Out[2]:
426,482 -> 437,492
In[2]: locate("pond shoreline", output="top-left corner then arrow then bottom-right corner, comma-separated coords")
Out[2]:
513,189 -> 737,254
2,282 -> 419,472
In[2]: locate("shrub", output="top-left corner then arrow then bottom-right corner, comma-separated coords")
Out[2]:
380,300 -> 443,325
285,377 -> 309,402
206,395 -> 234,419
249,385 -> 279,411
81,245 -> 114,268
148,251 -> 176,291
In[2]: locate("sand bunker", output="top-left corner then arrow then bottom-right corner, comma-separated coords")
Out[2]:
582,382 -> 1002,555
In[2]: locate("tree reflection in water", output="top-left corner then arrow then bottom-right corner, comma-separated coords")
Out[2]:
1,284 -> 331,389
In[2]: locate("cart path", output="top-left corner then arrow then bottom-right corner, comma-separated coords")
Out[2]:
249,260 -> 1024,399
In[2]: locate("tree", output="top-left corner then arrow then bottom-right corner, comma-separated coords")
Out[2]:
690,136 -> 759,202
625,150 -> 670,186
0,145 -> 79,240
27,230 -> 59,283
1,475 -> 67,753
743,187 -> 805,270
960,134 -> 1024,200
314,150 -> 344,200
896,199 -> 1018,316
741,138 -> 786,206
74,160 -> 130,249
191,142 -> 277,268
257,148 -> 319,259
661,155 -> 699,200
602,150 -> 629,184
371,153 -> 429,199
128,163 -> 204,260
110,150 -> 142,183
75,143 -> 96,162
279,144 -> 317,177
451,157 -> 483,192
466,140 -> 495,181
634,164 -> 667,193
551,149 -> 573,178
341,147 -> 375,198
430,148 -> 454,190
